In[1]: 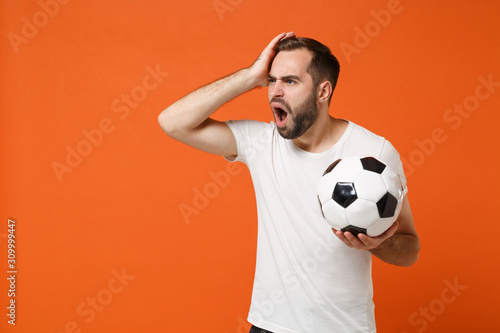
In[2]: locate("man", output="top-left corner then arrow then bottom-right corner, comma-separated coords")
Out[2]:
158,32 -> 420,333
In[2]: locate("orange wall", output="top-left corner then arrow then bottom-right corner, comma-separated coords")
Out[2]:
1,0 -> 499,332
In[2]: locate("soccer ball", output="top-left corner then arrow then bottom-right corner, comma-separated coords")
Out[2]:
317,156 -> 404,237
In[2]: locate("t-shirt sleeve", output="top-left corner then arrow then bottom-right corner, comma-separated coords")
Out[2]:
379,139 -> 408,196
224,119 -> 272,165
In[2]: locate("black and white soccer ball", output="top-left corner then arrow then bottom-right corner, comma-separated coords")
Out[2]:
317,156 -> 404,237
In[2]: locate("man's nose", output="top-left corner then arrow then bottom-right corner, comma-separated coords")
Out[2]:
269,81 -> 284,98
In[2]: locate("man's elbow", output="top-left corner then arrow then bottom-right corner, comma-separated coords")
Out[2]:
402,238 -> 420,267
158,108 -> 179,138
401,252 -> 419,267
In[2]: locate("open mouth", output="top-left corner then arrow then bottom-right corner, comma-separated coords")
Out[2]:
271,102 -> 289,127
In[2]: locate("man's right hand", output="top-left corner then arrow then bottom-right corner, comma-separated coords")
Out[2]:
248,31 -> 296,87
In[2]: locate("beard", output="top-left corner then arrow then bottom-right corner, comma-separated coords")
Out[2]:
271,90 -> 318,140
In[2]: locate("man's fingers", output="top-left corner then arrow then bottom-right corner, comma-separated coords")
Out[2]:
333,221 -> 400,251
332,229 -> 367,249
264,31 -> 296,55
267,32 -> 287,50
332,228 -> 353,248
344,232 -> 366,249
282,31 -> 296,40
359,222 -> 399,249
357,233 -> 375,249
332,228 -> 382,250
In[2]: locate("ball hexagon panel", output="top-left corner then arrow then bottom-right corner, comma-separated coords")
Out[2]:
321,199 -> 350,230
367,217 -> 395,237
326,157 -> 364,183
353,171 -> 387,202
345,199 -> 380,229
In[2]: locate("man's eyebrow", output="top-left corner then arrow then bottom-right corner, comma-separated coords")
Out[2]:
268,74 -> 302,82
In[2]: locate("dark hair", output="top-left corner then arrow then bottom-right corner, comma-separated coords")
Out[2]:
276,37 -> 340,101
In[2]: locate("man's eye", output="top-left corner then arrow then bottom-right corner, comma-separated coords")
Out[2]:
287,80 -> 295,84
268,78 -> 275,83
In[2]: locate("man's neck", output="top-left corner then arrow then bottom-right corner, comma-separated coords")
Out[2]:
292,115 -> 348,153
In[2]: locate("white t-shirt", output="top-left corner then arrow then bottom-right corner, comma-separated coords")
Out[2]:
225,119 -> 407,333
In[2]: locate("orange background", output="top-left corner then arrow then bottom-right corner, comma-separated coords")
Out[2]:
1,0 -> 500,332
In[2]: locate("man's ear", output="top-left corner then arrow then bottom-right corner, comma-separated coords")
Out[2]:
317,80 -> 333,103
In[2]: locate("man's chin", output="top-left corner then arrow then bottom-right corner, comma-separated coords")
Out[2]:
277,125 -> 298,140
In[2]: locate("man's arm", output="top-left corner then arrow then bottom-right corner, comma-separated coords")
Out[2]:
158,32 -> 295,158
332,195 -> 420,267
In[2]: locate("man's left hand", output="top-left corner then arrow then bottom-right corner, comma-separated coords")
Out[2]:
332,221 -> 399,251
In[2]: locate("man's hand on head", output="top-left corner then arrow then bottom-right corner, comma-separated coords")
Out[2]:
247,31 -> 296,87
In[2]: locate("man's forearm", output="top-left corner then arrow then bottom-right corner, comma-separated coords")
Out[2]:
159,32 -> 293,139
158,68 -> 258,137
369,233 -> 420,267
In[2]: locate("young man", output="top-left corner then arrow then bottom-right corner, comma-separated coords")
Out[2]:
158,32 -> 419,333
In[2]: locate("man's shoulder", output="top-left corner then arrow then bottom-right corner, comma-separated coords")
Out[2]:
347,121 -> 386,142
340,121 -> 388,151
345,120 -> 404,174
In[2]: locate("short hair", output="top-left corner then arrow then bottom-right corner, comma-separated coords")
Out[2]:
276,37 -> 340,100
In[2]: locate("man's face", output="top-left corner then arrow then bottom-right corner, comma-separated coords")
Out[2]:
268,48 -> 318,139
